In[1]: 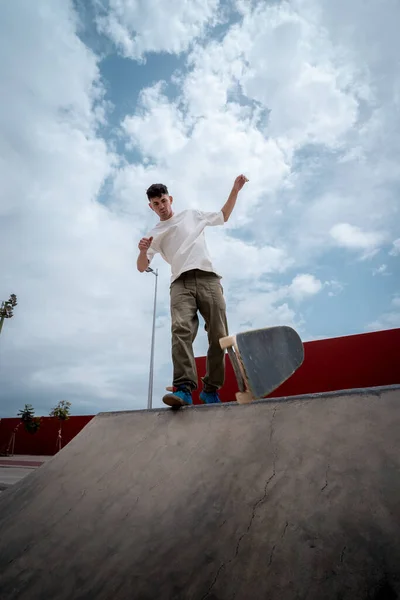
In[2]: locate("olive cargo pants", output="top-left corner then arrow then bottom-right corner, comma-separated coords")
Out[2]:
170,269 -> 228,392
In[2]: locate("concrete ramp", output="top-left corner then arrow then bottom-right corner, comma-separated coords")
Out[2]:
0,386 -> 400,600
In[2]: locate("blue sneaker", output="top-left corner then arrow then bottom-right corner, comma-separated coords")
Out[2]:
163,387 -> 193,408
199,390 -> 221,404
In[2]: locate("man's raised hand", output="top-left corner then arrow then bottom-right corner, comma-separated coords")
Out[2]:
233,174 -> 249,192
138,236 -> 153,253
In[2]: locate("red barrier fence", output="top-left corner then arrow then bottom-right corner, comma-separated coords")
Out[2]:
0,415 -> 94,457
1,328 -> 399,455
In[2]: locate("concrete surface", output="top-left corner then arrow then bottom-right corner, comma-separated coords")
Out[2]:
0,385 -> 399,600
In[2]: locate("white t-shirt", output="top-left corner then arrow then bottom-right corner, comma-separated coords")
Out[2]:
146,209 -> 225,282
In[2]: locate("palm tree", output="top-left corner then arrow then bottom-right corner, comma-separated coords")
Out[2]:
50,400 -> 71,452
0,294 -> 17,336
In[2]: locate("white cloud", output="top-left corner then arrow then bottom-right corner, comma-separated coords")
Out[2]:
389,238 -> 400,256
238,4 -> 358,148
391,296 -> 400,308
122,83 -> 189,160
325,280 -> 345,297
176,0 -> 359,152
366,294 -> 400,331
208,235 -> 293,280
95,0 -> 222,61
372,264 -> 389,276
116,83 -> 290,227
230,297 -> 298,332
330,223 -> 386,258
366,312 -> 400,332
289,274 -> 323,301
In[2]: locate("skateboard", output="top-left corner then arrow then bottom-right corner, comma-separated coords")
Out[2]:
219,325 -> 304,404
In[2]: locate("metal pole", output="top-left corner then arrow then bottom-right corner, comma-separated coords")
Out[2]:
147,268 -> 158,409
0,302 -> 5,336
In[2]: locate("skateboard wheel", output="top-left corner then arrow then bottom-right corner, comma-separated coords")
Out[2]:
235,391 -> 253,405
219,335 -> 236,350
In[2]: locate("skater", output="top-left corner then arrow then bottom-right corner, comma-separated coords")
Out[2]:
137,174 -> 248,407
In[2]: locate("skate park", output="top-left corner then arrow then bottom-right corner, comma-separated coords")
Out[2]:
0,328 -> 399,600
2,0 -> 400,597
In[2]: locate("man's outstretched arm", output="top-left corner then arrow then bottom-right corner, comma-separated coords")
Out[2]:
221,174 -> 249,222
137,236 -> 153,272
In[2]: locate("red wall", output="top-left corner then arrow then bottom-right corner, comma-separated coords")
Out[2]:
1,328 -> 399,455
0,415 -> 94,457
192,328 -> 400,404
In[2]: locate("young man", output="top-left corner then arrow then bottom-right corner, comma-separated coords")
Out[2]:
137,174 -> 248,408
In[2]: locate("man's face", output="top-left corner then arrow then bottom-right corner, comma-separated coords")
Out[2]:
149,194 -> 173,221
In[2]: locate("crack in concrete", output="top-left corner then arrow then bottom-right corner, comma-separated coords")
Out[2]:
321,465 -> 330,492
219,519 -> 227,529
282,521 -> 289,539
234,531 -> 246,559
268,544 -> 276,566
247,469 -> 276,532
8,541 -> 32,564
202,408 -> 278,599
201,563 -> 225,600
241,407 -> 277,542
340,546 -> 346,563
270,407 -> 277,442
269,521 -> 289,568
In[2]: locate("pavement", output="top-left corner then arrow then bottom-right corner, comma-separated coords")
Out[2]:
0,455 -> 52,493
0,385 -> 399,600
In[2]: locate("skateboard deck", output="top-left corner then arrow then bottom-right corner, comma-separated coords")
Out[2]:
219,325 -> 304,404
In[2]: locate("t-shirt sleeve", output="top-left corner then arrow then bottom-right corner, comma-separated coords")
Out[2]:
195,210 -> 225,226
146,246 -> 157,264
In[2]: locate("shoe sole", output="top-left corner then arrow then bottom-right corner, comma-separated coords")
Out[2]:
199,395 -> 221,405
162,394 -> 192,408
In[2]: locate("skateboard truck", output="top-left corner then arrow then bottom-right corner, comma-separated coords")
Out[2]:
219,336 -> 252,404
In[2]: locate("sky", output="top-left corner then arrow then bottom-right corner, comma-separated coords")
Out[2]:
0,0 -> 399,417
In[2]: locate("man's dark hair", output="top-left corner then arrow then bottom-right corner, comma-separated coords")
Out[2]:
146,183 -> 169,200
